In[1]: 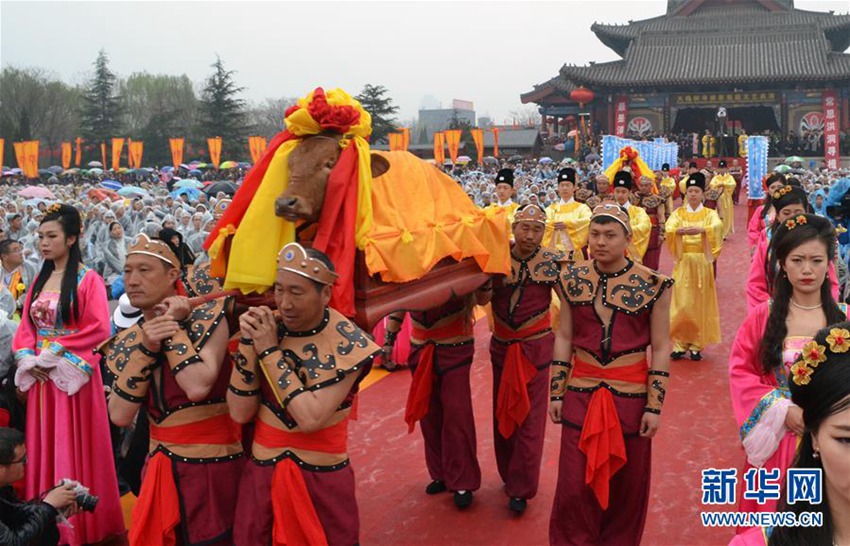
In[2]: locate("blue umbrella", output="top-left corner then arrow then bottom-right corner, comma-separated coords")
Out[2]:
118,186 -> 149,198
188,169 -> 203,176
171,188 -> 202,201
161,166 -> 174,172
174,179 -> 203,189
100,180 -> 122,190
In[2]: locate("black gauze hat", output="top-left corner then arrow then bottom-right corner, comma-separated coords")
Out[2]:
558,168 -> 576,183
495,168 -> 514,187
612,171 -> 633,190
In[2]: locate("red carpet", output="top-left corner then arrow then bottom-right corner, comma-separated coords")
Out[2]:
351,204 -> 750,545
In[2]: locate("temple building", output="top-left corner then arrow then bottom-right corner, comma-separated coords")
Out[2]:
521,0 -> 850,157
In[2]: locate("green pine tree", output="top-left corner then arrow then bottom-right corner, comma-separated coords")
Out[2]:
79,50 -> 124,149
355,84 -> 399,145
197,56 -> 249,159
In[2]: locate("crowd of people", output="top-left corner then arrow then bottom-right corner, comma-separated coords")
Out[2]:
0,147 -> 848,546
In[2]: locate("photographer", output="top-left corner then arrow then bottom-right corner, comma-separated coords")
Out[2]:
0,427 -> 79,546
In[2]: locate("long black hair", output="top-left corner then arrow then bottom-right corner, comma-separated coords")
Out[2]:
759,173 -> 787,223
769,322 -> 850,545
30,204 -> 83,325
763,186 -> 812,290
760,214 -> 843,374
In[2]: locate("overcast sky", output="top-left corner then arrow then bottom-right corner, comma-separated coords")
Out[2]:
2,0 -> 848,124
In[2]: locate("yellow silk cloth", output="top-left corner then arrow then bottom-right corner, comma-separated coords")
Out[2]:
626,204 -> 652,261
364,151 -> 510,282
603,149 -> 651,183
664,206 -> 723,348
218,88 -> 374,294
484,201 -> 519,226
542,200 -> 591,254
710,174 -> 737,238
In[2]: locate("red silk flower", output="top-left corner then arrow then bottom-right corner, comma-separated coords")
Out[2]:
306,88 -> 361,133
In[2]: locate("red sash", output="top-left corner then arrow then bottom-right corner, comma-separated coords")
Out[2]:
404,317 -> 470,433
493,314 -> 551,438
573,356 -> 647,510
130,413 -> 242,546
254,418 -> 350,546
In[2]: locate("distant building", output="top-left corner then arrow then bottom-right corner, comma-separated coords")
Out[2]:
418,103 -> 476,140
478,116 -> 493,128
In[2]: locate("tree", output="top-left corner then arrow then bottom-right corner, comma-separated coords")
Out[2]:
507,106 -> 541,128
355,84 -> 399,145
246,97 -> 298,139
197,55 -> 249,159
79,49 -> 124,145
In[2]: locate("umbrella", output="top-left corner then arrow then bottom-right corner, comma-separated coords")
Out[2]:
19,186 -> 56,199
195,163 -> 210,169
456,155 -> 472,163
188,169 -> 203,176
539,157 -> 553,164
100,180 -> 123,190
38,169 -> 52,177
118,186 -> 149,198
87,188 -> 119,202
563,157 -> 576,164
89,168 -> 104,174
47,166 -> 63,174
774,164 -> 791,173
171,188 -> 202,201
508,155 -> 523,162
10,168 -> 22,174
219,160 -> 238,169
179,163 -> 191,170
174,179 -> 203,189
203,181 -> 237,196
238,162 -> 251,168
87,161 -> 103,167
482,157 -> 499,165
160,166 -> 174,172
785,156 -> 804,165
585,153 -> 601,162
62,168 -> 80,175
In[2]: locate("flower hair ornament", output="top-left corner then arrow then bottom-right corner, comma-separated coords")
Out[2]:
46,203 -> 62,214
790,328 -> 850,386
771,185 -> 793,200
784,215 -> 808,230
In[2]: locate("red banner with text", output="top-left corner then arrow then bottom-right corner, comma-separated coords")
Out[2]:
614,96 -> 629,137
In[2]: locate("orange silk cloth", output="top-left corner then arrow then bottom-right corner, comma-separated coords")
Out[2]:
131,413 -> 241,546
254,418 -> 351,546
363,151 -> 510,282
573,355 -> 648,510
493,314 -> 551,438
404,317 -> 471,433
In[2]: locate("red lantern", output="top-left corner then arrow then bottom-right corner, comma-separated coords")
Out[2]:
570,86 -> 595,106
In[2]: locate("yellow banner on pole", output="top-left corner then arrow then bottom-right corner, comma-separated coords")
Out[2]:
75,138 -> 82,167
169,138 -> 184,169
470,128 -> 484,165
111,138 -> 124,171
444,130 -> 461,165
207,136 -> 222,168
61,142 -> 72,170
433,132 -> 445,165
128,141 -> 144,169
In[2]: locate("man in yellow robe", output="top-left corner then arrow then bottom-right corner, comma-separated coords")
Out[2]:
485,168 -> 519,227
543,167 -> 591,259
709,159 -> 736,239
658,163 -> 677,215
701,130 -> 715,158
737,130 -> 748,158
611,171 -> 652,262
678,161 -> 699,195
665,172 -> 723,361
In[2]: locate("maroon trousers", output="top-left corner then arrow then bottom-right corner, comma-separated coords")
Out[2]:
643,226 -> 663,271
489,342 -> 550,500
550,390 -> 651,546
233,458 -> 360,546
409,343 -> 481,492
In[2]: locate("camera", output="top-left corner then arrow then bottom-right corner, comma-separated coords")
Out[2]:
61,479 -> 99,512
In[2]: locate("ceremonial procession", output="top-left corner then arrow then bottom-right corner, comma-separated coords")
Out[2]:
2,0 -> 850,545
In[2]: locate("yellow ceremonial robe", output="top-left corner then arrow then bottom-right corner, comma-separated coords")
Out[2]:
660,177 -> 677,213
665,205 -> 723,350
678,175 -> 691,196
485,201 -> 519,225
710,174 -> 737,238
543,199 -> 591,257
738,134 -> 748,158
625,203 -> 652,262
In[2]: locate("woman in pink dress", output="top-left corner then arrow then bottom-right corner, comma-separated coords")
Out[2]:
747,173 -> 787,251
730,214 -> 844,532
12,204 -> 124,545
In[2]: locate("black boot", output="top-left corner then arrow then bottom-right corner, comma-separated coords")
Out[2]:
453,490 -> 473,508
670,351 -> 686,360
425,480 -> 447,495
508,497 -> 527,514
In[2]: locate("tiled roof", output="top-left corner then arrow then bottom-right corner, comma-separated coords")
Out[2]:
560,27 -> 850,86
519,76 -> 577,104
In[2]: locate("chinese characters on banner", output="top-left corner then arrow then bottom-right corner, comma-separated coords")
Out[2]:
614,96 -> 628,137
823,90 -> 840,170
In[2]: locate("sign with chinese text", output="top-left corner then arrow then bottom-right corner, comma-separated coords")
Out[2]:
614,96 -> 628,137
674,92 -> 776,106
823,90 -> 840,170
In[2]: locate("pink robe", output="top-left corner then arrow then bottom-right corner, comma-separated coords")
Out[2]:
747,205 -> 769,250
745,234 -> 839,313
728,303 -> 802,526
12,267 -> 124,546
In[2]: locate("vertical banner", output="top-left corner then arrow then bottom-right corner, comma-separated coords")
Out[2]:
23,141 -> 39,178
61,142 -> 72,170
470,128 -> 484,165
492,128 -> 500,158
401,128 -> 410,151
75,137 -> 82,167
13,142 -> 25,172
433,132 -> 445,164
248,136 -> 267,164
129,141 -> 144,169
0,139 -> 4,172
746,136 -> 769,201
614,96 -> 628,137
823,90 -> 840,171
388,133 -> 402,152
169,138 -> 184,169
207,136 -> 222,168
100,142 -> 107,169
111,138 -> 124,171
444,129 -> 461,165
